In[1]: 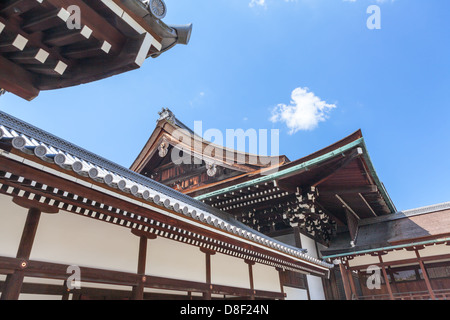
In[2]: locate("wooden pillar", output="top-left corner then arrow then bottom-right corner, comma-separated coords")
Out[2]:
378,255 -> 395,300
415,250 -> 436,300
339,262 -> 352,300
347,268 -> 358,300
276,268 -> 286,300
246,259 -> 255,300
1,197 -> 58,300
201,248 -> 215,300
131,235 -> 148,300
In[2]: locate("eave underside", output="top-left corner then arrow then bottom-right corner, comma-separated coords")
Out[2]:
0,0 -> 165,100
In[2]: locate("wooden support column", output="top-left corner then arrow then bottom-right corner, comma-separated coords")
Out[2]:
276,267 -> 286,300
338,262 -> 352,300
378,255 -> 395,300
131,236 -> 148,300
415,250 -> 436,300
245,259 -> 256,300
131,230 -> 155,300
1,197 -> 58,300
201,248 -> 215,300
347,268 -> 358,300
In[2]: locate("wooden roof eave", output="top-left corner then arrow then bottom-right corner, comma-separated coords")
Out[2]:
193,132 -> 397,216
0,111 -> 333,276
130,117 -> 288,174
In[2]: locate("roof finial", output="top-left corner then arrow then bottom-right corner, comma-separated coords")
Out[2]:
157,108 -> 175,124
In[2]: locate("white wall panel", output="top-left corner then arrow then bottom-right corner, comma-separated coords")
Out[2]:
211,253 -> 250,289
146,236 -> 205,283
284,286 -> 308,300
0,194 -> 29,257
252,263 -> 281,292
30,209 -> 140,273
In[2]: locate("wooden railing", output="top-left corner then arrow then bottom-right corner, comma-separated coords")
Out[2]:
357,289 -> 450,300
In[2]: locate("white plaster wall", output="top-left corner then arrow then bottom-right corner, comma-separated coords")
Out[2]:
419,243 -> 450,258
19,294 -> 63,300
284,286 -> 309,300
211,252 -> 250,289
347,254 -> 380,268
252,263 -> 281,292
145,236 -> 205,283
382,249 -> 417,262
300,233 -> 326,300
0,194 -> 29,257
30,209 -> 140,273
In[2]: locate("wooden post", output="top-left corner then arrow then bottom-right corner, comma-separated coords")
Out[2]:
346,266 -> 358,300
339,262 -> 352,300
131,235 -> 148,300
246,260 -> 255,300
201,248 -> 215,300
378,255 -> 395,300
276,267 -> 286,300
1,206 -> 41,300
415,250 -> 436,300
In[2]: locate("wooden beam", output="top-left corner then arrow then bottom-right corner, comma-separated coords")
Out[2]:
43,25 -> 93,47
0,16 -> 70,65
0,33 -> 28,52
336,194 -> 360,221
25,60 -> 68,76
61,40 -> 112,59
43,0 -> 126,54
0,255 -> 285,300
0,0 -> 41,17
12,196 -> 59,214
345,208 -> 359,244
7,48 -> 50,64
358,193 -> 377,217
38,32 -> 152,91
21,8 -> 70,33
319,185 -> 378,196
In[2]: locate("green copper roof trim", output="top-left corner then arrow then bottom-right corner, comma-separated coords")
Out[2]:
358,139 -> 397,214
195,137 -> 396,214
321,237 -> 450,260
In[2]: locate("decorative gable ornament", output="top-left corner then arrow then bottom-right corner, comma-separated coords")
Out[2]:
206,161 -> 217,177
158,137 -> 169,158
157,108 -> 175,124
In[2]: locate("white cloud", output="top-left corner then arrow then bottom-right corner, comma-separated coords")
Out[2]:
343,0 -> 396,3
249,0 -> 297,9
249,0 -> 266,8
270,87 -> 336,134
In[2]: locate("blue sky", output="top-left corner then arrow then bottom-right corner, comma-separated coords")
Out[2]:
0,0 -> 449,212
